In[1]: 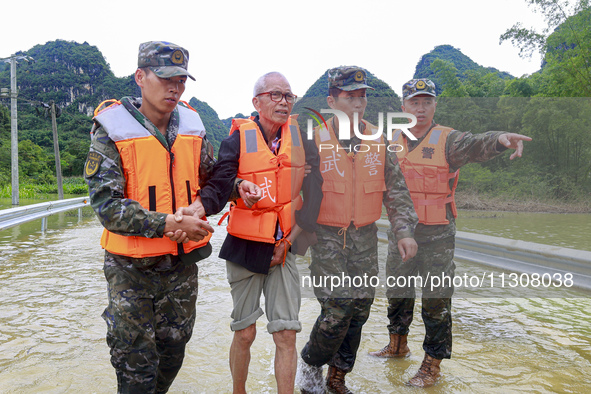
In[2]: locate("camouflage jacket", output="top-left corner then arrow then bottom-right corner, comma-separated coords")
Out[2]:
406,123 -> 508,244
85,97 -> 215,261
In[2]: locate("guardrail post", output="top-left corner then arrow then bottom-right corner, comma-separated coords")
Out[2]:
78,208 -> 82,223
41,217 -> 47,232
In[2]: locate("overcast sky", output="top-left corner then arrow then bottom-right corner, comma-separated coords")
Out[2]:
2,0 -> 547,119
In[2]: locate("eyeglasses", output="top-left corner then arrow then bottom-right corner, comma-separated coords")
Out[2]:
256,91 -> 297,104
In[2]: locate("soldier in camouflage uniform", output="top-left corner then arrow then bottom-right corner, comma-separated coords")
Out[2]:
297,67 -> 418,394
369,79 -> 531,388
86,41 -> 223,393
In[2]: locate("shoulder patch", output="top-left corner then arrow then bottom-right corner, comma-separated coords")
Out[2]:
84,151 -> 102,178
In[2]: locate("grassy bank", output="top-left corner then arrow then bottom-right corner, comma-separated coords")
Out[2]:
456,190 -> 591,214
0,177 -> 88,199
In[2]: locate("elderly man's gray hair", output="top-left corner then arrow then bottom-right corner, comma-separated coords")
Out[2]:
253,72 -> 288,97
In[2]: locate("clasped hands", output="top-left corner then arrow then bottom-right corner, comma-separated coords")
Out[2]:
164,180 -> 262,244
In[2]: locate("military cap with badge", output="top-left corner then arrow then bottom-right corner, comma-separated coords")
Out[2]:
327,66 -> 375,91
402,79 -> 437,100
137,41 -> 195,81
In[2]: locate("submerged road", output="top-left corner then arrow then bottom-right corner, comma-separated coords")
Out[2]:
0,211 -> 590,393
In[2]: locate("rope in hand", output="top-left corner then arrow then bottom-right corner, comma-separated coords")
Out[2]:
274,237 -> 292,266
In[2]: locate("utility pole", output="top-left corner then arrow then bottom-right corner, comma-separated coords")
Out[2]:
1,54 -> 34,206
10,57 -> 18,206
49,100 -> 64,199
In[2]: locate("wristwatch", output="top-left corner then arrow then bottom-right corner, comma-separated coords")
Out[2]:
235,179 -> 244,195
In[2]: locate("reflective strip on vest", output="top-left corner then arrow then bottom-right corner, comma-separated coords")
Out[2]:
244,129 -> 258,153
428,128 -> 443,145
290,125 -> 301,147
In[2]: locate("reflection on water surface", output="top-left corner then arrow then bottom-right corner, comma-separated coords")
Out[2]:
0,212 -> 589,392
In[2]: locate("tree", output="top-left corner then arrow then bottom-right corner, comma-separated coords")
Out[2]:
18,140 -> 54,183
542,7 -> 591,96
463,70 -> 507,98
500,0 -> 591,96
516,97 -> 591,197
429,59 -> 468,97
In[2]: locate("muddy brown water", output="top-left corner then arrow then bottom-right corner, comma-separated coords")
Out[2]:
0,208 -> 590,393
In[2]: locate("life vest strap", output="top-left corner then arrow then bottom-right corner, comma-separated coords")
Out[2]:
217,202 -> 236,225
252,205 -> 284,216
413,195 -> 454,207
270,153 -> 289,167
439,170 -> 459,182
403,169 -> 423,180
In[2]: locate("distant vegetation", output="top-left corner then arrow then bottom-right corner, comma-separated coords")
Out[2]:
0,40 -> 232,192
1,1 -> 590,204
187,97 -> 227,156
413,44 -> 514,95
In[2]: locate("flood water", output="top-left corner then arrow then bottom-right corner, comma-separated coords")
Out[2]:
0,208 -> 590,393
456,210 -> 591,252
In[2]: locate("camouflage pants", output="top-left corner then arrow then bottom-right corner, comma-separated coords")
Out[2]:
385,236 -> 455,360
301,228 -> 378,372
102,252 -> 198,393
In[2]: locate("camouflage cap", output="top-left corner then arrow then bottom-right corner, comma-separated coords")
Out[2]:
402,79 -> 436,100
327,66 -> 375,91
137,41 -> 195,81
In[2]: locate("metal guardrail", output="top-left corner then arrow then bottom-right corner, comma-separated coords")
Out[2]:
3,203 -> 590,290
0,196 -> 90,232
376,219 -> 591,291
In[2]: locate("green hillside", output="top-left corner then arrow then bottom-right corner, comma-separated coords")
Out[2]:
0,40 -> 227,185
187,98 -> 228,155
0,40 -> 139,116
414,45 -> 514,94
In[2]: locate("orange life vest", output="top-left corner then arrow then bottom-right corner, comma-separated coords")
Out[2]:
94,101 -> 212,258
390,126 -> 459,225
226,116 -> 306,243
314,118 -> 386,228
